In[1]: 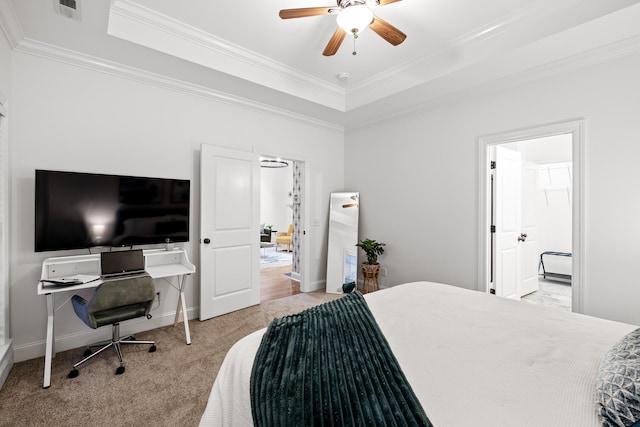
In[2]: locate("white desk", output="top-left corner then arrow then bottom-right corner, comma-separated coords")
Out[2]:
37,248 -> 196,388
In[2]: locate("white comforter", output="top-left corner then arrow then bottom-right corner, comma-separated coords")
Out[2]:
200,281 -> 636,426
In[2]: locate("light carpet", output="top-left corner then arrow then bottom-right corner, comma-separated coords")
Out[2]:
0,291 -> 340,427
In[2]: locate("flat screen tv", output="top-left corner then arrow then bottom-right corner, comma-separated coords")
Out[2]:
35,169 -> 190,252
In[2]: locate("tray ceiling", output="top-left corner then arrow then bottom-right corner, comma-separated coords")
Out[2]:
5,0 -> 640,127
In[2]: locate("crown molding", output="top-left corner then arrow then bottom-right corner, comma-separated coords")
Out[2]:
10,30 -> 639,134
0,0 -> 24,49
5,0 -> 639,133
108,0 -> 346,111
347,0 -> 589,109
345,34 -> 640,131
13,38 -> 344,131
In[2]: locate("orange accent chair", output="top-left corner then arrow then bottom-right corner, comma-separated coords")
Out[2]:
275,224 -> 293,252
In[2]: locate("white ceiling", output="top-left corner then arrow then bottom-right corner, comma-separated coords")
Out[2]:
5,0 -> 640,128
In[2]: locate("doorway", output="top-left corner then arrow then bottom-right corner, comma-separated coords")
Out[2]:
495,136 -> 573,309
199,145 -> 309,320
259,156 -> 300,302
478,120 -> 585,313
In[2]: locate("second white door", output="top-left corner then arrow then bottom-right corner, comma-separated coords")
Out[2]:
495,146 -> 522,299
494,147 -> 540,299
200,144 -> 260,320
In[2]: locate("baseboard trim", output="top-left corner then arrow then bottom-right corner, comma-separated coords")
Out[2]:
305,280 -> 325,292
0,340 -> 14,390
12,307 -> 197,363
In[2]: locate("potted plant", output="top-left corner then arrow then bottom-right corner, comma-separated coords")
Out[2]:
355,238 -> 386,293
356,238 -> 385,265
164,238 -> 174,251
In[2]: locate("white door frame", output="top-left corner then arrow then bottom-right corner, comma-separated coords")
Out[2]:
477,119 -> 585,313
254,147 -> 311,292
0,97 -> 12,389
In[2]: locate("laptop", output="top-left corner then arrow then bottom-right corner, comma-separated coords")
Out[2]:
100,249 -> 149,281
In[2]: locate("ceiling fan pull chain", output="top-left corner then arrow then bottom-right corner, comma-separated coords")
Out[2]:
352,29 -> 358,55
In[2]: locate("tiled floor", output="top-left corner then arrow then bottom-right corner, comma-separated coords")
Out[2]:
521,277 -> 572,311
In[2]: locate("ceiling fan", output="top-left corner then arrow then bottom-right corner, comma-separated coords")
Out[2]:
279,0 -> 407,56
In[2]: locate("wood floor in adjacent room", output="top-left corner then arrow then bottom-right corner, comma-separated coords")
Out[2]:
260,264 -> 300,303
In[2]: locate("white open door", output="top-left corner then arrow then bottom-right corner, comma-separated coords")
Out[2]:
200,144 -> 260,320
495,146 -> 522,299
520,161 -> 539,296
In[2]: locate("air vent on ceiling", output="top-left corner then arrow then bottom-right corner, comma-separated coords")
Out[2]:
54,0 -> 81,21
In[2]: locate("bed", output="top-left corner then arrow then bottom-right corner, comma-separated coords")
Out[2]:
200,281 -> 640,427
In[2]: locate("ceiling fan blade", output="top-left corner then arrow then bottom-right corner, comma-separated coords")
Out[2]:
368,16 -> 406,46
378,0 -> 403,6
279,7 -> 333,19
323,27 -> 346,56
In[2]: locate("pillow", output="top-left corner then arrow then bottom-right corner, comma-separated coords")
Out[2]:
597,328 -> 640,427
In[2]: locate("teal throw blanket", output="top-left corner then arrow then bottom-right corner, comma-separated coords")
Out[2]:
250,291 -> 433,427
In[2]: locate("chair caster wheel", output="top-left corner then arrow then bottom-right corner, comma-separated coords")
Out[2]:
149,345 -> 157,353
83,348 -> 92,357
115,366 -> 125,375
68,369 -> 79,378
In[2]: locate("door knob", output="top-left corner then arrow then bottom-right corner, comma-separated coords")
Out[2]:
203,238 -> 211,244
517,233 -> 527,242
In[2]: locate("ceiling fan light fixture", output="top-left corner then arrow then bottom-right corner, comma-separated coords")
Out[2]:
336,4 -> 373,34
278,0 -> 405,56
260,158 -> 289,168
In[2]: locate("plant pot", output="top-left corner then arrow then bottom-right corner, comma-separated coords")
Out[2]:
165,242 -> 175,251
361,263 -> 381,293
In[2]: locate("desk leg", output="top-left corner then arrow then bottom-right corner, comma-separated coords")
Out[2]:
43,293 -> 55,389
173,275 -> 191,345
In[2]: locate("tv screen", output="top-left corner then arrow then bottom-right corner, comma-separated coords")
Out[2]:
35,169 -> 190,252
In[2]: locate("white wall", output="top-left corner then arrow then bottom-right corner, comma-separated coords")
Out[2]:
9,51 -> 344,362
345,52 -> 640,326
260,164 -> 293,233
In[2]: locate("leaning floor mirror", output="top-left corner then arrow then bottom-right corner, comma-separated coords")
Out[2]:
326,192 -> 359,294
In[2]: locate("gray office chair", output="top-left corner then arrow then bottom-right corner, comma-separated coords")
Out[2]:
68,276 -> 157,378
